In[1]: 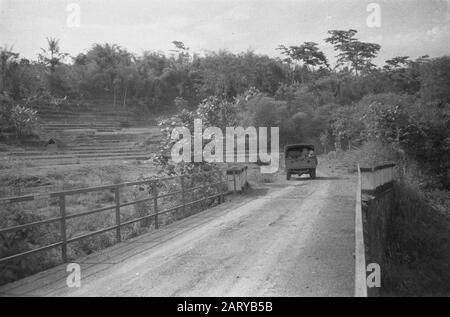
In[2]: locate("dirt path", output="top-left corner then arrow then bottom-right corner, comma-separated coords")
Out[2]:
0,170 -> 356,297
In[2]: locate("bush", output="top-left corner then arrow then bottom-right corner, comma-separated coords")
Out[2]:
0,204 -> 60,285
9,105 -> 38,138
326,141 -> 399,172
0,94 -> 14,130
420,57 -> 450,103
383,182 -> 450,296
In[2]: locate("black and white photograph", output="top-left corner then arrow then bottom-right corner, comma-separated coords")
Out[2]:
0,0 -> 449,300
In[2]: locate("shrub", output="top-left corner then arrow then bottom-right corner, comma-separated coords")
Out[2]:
9,105 -> 38,138
419,56 -> 450,103
325,141 -> 399,173
383,182 -> 450,296
0,94 -> 14,132
0,204 -> 60,285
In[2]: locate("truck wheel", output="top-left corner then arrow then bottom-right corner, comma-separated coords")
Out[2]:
309,169 -> 316,179
286,172 -> 291,180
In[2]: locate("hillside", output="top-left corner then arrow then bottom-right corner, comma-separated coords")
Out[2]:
0,101 -> 163,197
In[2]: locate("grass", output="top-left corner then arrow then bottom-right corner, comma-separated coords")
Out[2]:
324,141 -> 399,173
382,181 -> 450,296
0,161 -> 155,197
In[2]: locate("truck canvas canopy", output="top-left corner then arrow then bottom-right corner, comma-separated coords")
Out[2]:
284,144 -> 317,180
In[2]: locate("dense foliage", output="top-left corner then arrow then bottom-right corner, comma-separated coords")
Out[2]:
0,30 -> 449,188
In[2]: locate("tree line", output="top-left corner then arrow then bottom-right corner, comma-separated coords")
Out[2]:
0,29 -> 449,189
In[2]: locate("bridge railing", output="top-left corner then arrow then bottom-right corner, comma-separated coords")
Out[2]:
359,163 -> 396,193
0,170 -> 228,265
355,164 -> 367,297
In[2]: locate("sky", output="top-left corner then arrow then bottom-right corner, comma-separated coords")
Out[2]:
0,0 -> 449,65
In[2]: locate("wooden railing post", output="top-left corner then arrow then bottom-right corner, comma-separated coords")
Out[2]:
59,195 -> 67,263
233,170 -> 237,193
245,167 -> 248,189
180,175 -> 186,213
202,174 -> 209,206
218,170 -> 224,204
114,186 -> 121,242
153,183 -> 158,229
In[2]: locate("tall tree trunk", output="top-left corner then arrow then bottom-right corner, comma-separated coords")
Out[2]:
123,86 -> 127,108
113,87 -> 116,107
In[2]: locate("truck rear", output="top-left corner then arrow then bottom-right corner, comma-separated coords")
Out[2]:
284,144 -> 318,180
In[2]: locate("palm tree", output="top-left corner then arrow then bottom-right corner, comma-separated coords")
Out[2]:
38,38 -> 67,73
38,38 -> 68,94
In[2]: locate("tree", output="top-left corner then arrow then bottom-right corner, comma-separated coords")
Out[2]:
0,46 -> 19,94
330,104 -> 363,150
117,64 -> 139,107
359,94 -> 410,144
153,95 -> 238,175
325,29 -> 380,75
383,56 -> 410,71
399,101 -> 450,189
38,38 -> 67,73
196,50 -> 286,100
380,56 -> 421,94
277,42 -> 330,71
171,41 -> 189,53
38,38 -> 68,94
76,43 -> 134,106
419,56 -> 450,103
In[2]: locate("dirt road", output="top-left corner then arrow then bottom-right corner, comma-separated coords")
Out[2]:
0,170 -> 356,297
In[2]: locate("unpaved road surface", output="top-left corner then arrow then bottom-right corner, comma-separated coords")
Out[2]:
0,170 -> 356,297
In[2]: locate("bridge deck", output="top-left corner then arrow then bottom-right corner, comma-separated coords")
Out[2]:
0,172 -> 356,297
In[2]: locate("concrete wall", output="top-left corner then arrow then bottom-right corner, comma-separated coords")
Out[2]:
355,163 -> 396,297
361,188 -> 395,296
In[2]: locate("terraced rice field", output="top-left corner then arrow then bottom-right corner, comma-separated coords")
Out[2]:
0,103 -> 163,197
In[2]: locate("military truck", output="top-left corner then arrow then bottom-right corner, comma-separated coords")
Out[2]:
284,144 -> 318,180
